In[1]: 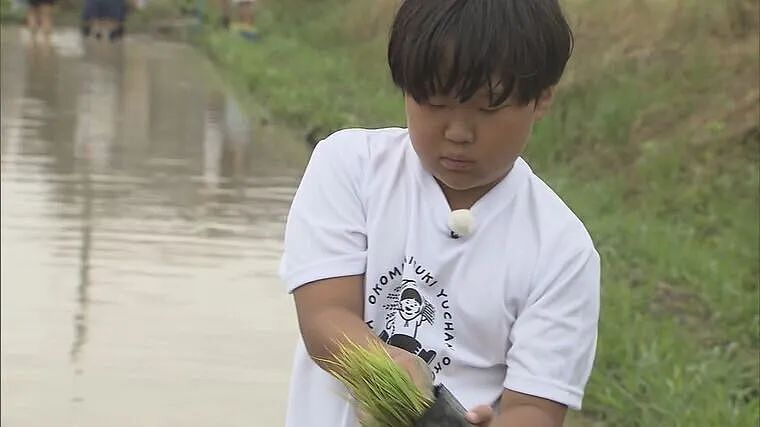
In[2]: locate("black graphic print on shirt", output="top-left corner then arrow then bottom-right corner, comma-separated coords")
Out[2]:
365,256 -> 457,378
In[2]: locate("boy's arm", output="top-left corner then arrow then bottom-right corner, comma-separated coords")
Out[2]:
467,389 -> 566,427
293,274 -> 375,370
293,275 -> 431,386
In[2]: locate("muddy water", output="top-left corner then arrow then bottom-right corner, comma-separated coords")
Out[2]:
1,26 -> 312,426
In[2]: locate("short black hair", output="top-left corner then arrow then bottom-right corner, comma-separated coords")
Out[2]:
388,0 -> 573,106
400,287 -> 422,304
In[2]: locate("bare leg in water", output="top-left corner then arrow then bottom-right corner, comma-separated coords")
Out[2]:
26,3 -> 53,44
39,4 -> 53,42
26,5 -> 40,42
92,18 -> 118,40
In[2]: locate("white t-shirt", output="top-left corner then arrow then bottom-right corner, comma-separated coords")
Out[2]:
279,127 -> 600,427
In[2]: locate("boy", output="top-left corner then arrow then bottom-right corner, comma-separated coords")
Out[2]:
278,1 -> 600,426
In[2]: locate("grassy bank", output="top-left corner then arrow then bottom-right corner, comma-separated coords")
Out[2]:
200,0 -> 759,425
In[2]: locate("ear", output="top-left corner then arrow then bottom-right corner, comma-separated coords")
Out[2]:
533,86 -> 556,120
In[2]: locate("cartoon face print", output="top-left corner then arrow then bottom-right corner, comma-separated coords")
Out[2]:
399,287 -> 423,321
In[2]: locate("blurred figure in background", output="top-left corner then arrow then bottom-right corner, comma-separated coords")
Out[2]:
212,0 -> 231,29
26,0 -> 56,43
230,0 -> 257,40
82,0 -> 128,41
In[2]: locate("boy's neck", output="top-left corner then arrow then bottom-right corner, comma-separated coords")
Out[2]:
437,165 -> 514,210
438,179 -> 499,211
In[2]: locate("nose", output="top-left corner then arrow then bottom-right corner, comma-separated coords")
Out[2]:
444,115 -> 474,144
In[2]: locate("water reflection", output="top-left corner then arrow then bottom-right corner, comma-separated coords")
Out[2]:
70,158 -> 92,367
1,26 -> 310,426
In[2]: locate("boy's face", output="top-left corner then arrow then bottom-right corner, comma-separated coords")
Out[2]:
405,87 -> 554,193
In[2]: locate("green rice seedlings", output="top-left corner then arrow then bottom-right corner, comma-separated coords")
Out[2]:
319,338 -> 434,427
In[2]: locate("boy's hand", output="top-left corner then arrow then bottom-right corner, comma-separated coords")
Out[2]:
385,345 -> 435,398
354,345 -> 433,425
386,346 -> 498,426
465,405 -> 494,425
465,390 -> 567,427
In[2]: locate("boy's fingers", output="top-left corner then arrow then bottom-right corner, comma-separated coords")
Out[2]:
465,404 -> 494,425
386,346 -> 434,397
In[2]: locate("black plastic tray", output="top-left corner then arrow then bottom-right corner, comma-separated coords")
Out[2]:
413,384 -> 471,427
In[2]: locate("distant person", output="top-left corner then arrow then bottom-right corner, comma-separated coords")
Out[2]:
230,0 -> 257,40
81,0 -> 128,42
233,0 -> 254,24
213,0 -> 231,28
26,0 -> 56,42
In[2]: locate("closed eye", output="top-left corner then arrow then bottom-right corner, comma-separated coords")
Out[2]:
426,102 -> 448,109
480,103 -> 511,113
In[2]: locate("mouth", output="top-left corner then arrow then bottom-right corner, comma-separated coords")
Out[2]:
440,156 -> 475,171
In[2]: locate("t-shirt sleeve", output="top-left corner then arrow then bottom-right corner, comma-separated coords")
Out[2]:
278,130 -> 368,293
504,246 -> 600,410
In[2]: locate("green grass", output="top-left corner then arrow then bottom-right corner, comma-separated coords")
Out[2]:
1,0 -> 25,23
527,23 -> 759,423
199,28 -> 402,140
196,0 -> 759,425
0,0 -> 23,22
